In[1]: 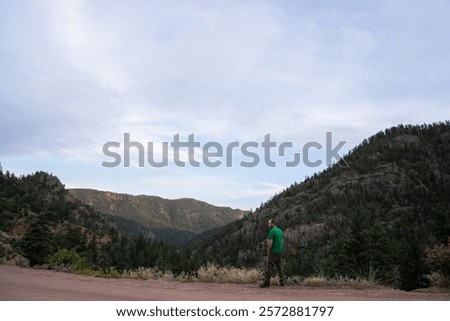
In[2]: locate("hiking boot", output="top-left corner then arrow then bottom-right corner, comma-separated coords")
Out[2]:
279,280 -> 285,287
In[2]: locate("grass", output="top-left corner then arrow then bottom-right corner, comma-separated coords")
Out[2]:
121,263 -> 261,284
350,262 -> 382,287
44,253 -> 450,290
301,275 -> 382,289
45,248 -> 384,287
54,264 -> 450,291
300,264 -> 382,289
119,263 -> 385,289
197,262 -> 261,284
122,267 -> 177,281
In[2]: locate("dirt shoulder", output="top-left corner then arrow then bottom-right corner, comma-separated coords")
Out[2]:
1,265 -> 449,301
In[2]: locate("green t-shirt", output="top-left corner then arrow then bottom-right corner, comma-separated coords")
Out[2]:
267,226 -> 283,254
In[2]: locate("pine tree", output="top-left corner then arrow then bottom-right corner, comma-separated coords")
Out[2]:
20,218 -> 53,265
398,237 -> 430,291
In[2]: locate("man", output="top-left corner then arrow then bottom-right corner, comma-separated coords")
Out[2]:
260,218 -> 285,287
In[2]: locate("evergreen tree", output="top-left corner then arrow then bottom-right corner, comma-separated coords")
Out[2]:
398,237 -> 430,291
20,218 -> 53,265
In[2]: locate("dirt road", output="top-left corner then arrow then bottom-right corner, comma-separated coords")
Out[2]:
1,265 -> 449,301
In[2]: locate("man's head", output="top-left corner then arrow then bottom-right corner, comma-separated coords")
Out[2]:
268,219 -> 276,228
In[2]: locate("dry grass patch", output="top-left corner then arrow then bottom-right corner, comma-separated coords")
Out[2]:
302,276 -> 329,287
197,263 -> 260,284
122,264 -> 263,284
122,267 -> 176,281
120,264 -> 386,289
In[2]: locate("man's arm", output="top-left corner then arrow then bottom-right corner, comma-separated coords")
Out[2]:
266,239 -> 273,255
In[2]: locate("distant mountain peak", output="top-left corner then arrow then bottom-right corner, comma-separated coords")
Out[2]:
68,188 -> 244,244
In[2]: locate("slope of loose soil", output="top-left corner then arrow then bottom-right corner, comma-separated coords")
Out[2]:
1,265 -> 449,301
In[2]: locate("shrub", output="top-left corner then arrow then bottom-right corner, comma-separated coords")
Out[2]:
426,237 -> 450,284
122,267 -> 176,281
351,262 -> 382,287
49,248 -> 92,273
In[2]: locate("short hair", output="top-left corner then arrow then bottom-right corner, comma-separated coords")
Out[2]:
268,219 -> 276,225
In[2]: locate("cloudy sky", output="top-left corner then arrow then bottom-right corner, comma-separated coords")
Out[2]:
1,0 -> 449,210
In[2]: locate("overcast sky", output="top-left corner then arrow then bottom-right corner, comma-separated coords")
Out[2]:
1,0 -> 449,210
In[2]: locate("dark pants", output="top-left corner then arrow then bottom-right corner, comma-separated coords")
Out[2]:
264,253 -> 284,284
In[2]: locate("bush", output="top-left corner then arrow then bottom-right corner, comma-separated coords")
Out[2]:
427,237 -> 450,284
49,248 -> 92,273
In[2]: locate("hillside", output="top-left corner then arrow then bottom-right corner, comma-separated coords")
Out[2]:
0,171 -> 112,267
0,171 -> 200,272
68,189 -> 244,244
194,122 -> 450,290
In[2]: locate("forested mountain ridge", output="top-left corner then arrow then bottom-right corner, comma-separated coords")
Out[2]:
0,171 -> 204,272
68,189 -> 244,244
194,122 -> 450,290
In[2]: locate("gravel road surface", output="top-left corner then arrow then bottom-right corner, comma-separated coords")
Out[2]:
1,265 -> 449,301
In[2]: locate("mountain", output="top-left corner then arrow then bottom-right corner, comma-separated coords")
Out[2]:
0,171 -> 207,272
68,189 -> 244,244
193,122 -> 450,290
